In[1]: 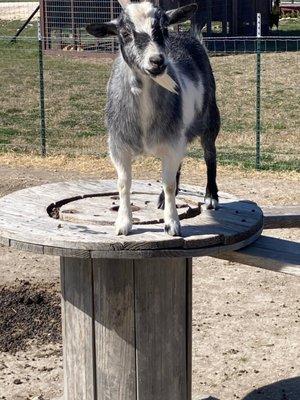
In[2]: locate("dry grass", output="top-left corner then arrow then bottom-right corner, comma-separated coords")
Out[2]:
1,152 -> 299,207
1,152 -> 299,181
0,38 -> 299,171
189,51 -> 300,170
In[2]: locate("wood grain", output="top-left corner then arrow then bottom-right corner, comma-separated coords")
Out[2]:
262,205 -> 300,229
93,229 -> 262,259
134,257 -> 190,400
61,257 -> 96,400
186,258 -> 192,400
0,180 -> 263,257
215,235 -> 300,276
60,256 -> 194,399
59,192 -> 200,226
93,258 -> 136,400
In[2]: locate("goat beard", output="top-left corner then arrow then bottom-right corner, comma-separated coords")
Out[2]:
150,72 -> 179,95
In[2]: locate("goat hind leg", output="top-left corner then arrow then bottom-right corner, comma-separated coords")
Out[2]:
201,137 -> 219,210
157,164 -> 181,210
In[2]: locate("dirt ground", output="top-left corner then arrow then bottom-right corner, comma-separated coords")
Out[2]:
0,2 -> 39,22
0,158 -> 299,400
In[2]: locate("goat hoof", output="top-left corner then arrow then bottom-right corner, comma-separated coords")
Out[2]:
164,220 -> 181,236
204,196 -> 219,210
157,192 -> 165,209
115,219 -> 132,236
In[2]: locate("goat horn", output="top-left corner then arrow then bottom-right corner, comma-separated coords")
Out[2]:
118,0 -> 131,9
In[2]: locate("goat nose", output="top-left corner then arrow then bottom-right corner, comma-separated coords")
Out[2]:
149,54 -> 165,67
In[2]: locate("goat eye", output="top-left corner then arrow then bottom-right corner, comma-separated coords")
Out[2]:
121,29 -> 131,39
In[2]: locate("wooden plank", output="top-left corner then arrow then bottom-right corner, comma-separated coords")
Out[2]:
90,228 -> 262,259
10,239 -> 44,254
262,205 -> 300,216
219,202 -> 263,219
0,216 -> 182,251
60,257 -> 96,400
45,246 -> 91,258
215,236 -> 300,276
201,209 -> 262,229
182,233 -> 223,249
2,225 -> 261,260
0,212 -> 186,251
186,258 -> 192,400
191,217 -> 262,246
134,257 -> 190,400
252,235 -> 300,255
93,258 -> 136,400
262,205 -> 300,229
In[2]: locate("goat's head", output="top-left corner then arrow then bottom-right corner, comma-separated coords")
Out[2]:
86,2 -> 197,78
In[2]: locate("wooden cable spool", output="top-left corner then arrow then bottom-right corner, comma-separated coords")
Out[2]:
0,180 -> 263,400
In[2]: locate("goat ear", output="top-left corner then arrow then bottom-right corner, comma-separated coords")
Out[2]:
86,20 -> 118,37
166,4 -> 198,25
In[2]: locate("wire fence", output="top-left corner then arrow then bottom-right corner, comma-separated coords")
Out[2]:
0,4 -> 299,171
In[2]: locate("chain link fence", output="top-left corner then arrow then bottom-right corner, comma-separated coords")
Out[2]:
0,2 -> 299,171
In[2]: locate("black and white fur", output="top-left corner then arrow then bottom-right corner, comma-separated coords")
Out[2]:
87,2 -> 220,236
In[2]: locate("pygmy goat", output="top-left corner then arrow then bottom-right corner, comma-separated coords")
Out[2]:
86,1 -> 220,236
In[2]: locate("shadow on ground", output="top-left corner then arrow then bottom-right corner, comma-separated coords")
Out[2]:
198,377 -> 300,400
243,377 -> 300,400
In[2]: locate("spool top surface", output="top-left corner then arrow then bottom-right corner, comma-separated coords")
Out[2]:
0,180 -> 263,258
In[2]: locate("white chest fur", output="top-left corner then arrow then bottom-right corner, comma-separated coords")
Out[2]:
135,69 -> 204,157
179,72 -> 204,130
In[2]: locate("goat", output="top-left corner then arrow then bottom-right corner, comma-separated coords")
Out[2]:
270,0 -> 281,30
86,1 -> 220,236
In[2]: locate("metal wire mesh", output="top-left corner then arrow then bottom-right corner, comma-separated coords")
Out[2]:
260,49 -> 299,171
41,0 -> 121,52
0,1 -> 276,49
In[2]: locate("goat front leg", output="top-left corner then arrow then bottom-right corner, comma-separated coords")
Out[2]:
162,155 -> 183,236
110,150 -> 132,235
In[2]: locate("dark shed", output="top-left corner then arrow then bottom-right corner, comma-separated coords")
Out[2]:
186,0 -> 272,36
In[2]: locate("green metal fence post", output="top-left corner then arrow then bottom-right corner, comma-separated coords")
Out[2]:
255,13 -> 261,169
38,19 -> 46,156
